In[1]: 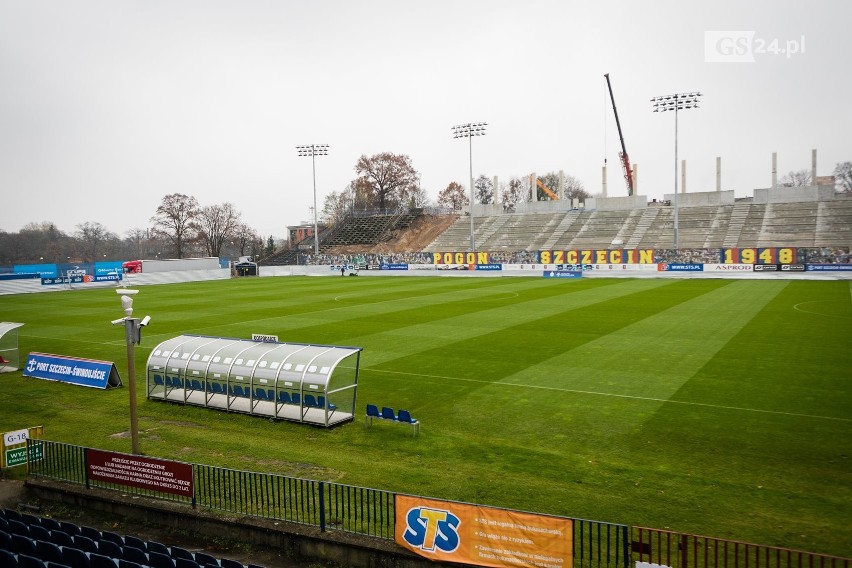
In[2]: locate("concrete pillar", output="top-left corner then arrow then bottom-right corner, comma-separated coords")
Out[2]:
772,152 -> 777,189
558,170 -> 565,200
632,163 -> 638,194
602,163 -> 608,197
681,160 -> 686,194
716,157 -> 721,191
812,149 -> 817,182
529,172 -> 536,202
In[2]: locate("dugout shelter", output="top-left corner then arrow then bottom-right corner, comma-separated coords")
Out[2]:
0,322 -> 24,373
146,334 -> 362,427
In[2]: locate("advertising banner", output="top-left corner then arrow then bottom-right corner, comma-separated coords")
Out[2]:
752,264 -> 779,272
396,495 -> 572,568
658,263 -> 704,272
543,270 -> 582,278
475,264 -> 503,271
380,263 -> 409,270
24,352 -> 122,389
805,264 -> 852,271
539,249 -> 655,265
704,264 -> 753,272
86,448 -> 193,498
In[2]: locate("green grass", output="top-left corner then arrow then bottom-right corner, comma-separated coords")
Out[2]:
0,276 -> 850,556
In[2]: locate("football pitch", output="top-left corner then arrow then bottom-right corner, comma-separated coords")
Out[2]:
0,276 -> 850,556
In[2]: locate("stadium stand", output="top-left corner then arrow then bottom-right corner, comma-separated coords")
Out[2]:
0,509 -> 267,568
423,199 -> 852,252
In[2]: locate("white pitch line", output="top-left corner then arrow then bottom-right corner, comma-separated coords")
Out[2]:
364,367 -> 851,423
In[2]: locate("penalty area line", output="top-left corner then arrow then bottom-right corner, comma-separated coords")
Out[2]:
364,367 -> 850,423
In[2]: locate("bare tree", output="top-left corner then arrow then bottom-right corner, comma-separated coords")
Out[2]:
150,193 -> 200,258
353,153 -> 420,212
834,162 -> 852,193
501,177 -> 526,211
408,185 -> 431,209
233,223 -> 259,257
780,169 -> 812,187
474,175 -> 493,204
75,222 -> 117,262
321,190 -> 351,225
197,202 -> 241,258
437,181 -> 468,210
563,174 -> 589,201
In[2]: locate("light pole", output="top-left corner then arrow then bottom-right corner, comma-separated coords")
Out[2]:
651,92 -> 701,250
111,289 -> 151,455
297,144 -> 329,255
452,122 -> 487,252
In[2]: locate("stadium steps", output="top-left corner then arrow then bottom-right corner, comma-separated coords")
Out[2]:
703,205 -> 732,249
541,210 -> 582,250
624,208 -> 660,249
722,203 -> 751,248
611,209 -> 643,247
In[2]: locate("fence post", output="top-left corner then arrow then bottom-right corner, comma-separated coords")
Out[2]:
680,533 -> 689,568
319,481 -> 326,532
191,465 -> 197,509
83,447 -> 90,490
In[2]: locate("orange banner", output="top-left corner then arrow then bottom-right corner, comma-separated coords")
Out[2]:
395,495 -> 572,568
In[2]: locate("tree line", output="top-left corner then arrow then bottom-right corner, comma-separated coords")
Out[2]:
0,194 -> 271,265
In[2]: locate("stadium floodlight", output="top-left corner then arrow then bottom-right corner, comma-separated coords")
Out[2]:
111,289 -> 151,455
297,144 -> 329,255
452,122 -> 487,252
651,91 -> 702,250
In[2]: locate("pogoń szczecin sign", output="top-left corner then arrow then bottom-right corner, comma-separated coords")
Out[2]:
86,449 -> 193,498
24,353 -> 122,389
395,495 -> 572,568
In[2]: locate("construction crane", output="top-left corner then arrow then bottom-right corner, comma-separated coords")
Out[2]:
604,73 -> 635,196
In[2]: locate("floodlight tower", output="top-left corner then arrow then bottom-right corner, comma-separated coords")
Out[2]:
651,92 -> 702,250
452,122 -> 487,251
297,144 -> 329,255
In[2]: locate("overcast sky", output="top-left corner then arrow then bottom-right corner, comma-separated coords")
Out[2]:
2,0 -> 850,240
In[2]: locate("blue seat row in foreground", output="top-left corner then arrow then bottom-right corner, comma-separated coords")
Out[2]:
365,404 -> 420,436
0,507 -> 265,568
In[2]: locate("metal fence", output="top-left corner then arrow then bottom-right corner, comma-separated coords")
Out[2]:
631,527 -> 850,568
25,440 -> 849,568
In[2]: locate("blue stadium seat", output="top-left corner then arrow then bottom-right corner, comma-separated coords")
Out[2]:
7,519 -> 30,536
381,407 -> 397,421
193,551 -> 218,567
365,404 -> 380,426
49,530 -> 74,548
317,396 -> 336,411
0,548 -> 17,567
169,545 -> 193,561
211,383 -> 225,395
220,559 -> 243,568
96,538 -> 122,558
291,392 -> 300,405
21,513 -> 41,527
72,534 -> 98,553
122,535 -> 146,552
58,522 -> 80,536
303,394 -> 318,408
0,529 -> 11,550
79,526 -> 100,542
11,533 -> 37,556
60,546 -> 89,568
253,388 -> 268,401
175,557 -> 200,568
29,524 -> 51,542
153,374 -> 165,385
147,541 -> 169,556
118,560 -> 145,568
17,554 -> 47,568
4,509 -> 23,522
122,544 -> 148,564
36,539 -> 64,563
46,562 -> 71,568
277,391 -> 291,404
39,518 -> 61,532
99,531 -> 123,547
89,553 -> 116,568
397,409 -> 420,437
147,550 -> 176,568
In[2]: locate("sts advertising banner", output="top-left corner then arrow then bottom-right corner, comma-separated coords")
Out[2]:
395,495 -> 572,568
